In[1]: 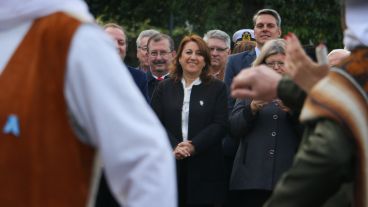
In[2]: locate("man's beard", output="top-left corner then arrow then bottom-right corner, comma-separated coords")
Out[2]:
152,60 -> 168,73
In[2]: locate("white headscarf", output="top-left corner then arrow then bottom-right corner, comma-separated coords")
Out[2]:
344,0 -> 368,50
0,0 -> 94,31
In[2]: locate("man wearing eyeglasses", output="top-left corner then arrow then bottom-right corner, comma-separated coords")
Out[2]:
203,29 -> 231,81
203,29 -> 238,207
136,29 -> 160,73
146,33 -> 176,99
225,8 -> 282,112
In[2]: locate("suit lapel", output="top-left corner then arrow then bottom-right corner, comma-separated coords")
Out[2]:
240,49 -> 256,68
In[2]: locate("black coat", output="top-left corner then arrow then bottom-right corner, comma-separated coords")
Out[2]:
127,66 -> 149,103
151,78 -> 228,204
229,99 -> 301,191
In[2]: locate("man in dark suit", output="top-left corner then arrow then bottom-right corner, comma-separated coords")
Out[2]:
127,65 -> 150,102
225,9 -> 282,112
146,33 -> 176,99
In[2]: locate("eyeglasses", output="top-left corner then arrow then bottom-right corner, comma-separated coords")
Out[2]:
138,46 -> 148,51
149,50 -> 172,57
265,61 -> 285,68
209,47 -> 228,52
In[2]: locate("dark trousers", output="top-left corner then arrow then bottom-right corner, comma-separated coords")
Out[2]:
225,189 -> 272,207
95,172 -> 120,207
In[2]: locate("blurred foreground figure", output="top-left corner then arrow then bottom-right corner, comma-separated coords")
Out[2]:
232,1 -> 368,206
0,1 -> 176,207
327,49 -> 351,67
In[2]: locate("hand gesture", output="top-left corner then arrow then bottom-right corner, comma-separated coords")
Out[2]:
250,100 -> 268,114
273,99 -> 290,112
284,33 -> 329,92
231,65 -> 282,101
173,141 -> 195,160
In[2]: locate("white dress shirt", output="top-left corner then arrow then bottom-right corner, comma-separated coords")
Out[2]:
255,46 -> 261,57
0,20 -> 177,207
181,78 -> 202,141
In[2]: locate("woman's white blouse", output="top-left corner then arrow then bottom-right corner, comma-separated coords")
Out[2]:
181,77 -> 202,141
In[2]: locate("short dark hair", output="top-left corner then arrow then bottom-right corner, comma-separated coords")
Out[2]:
170,34 -> 212,83
252,9 -> 282,27
147,33 -> 175,52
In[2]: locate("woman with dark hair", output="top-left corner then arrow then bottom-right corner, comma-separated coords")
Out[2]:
151,34 -> 228,207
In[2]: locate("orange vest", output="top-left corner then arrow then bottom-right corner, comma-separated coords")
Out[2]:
0,12 -> 94,207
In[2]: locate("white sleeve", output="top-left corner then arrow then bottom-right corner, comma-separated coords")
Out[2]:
65,23 -> 177,207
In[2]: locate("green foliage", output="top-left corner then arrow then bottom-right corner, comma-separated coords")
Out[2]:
85,0 -> 343,66
263,0 -> 343,49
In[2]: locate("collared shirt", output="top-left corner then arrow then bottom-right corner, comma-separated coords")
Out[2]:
152,73 -> 169,80
181,77 -> 202,141
255,46 -> 261,57
0,20 -> 176,207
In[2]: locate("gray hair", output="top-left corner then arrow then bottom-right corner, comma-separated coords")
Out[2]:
252,9 -> 282,27
203,29 -> 231,49
147,33 -> 175,52
252,38 -> 286,66
136,29 -> 160,48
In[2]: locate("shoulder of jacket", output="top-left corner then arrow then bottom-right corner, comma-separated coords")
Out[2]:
205,79 -> 226,89
228,51 -> 245,59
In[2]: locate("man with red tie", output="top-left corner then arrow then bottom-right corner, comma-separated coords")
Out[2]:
146,33 -> 176,99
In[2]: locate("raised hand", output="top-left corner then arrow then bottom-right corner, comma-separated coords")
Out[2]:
284,33 -> 329,92
250,100 -> 269,114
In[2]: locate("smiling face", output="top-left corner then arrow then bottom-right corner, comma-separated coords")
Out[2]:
179,41 -> 206,78
254,14 -> 281,48
147,38 -> 174,76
